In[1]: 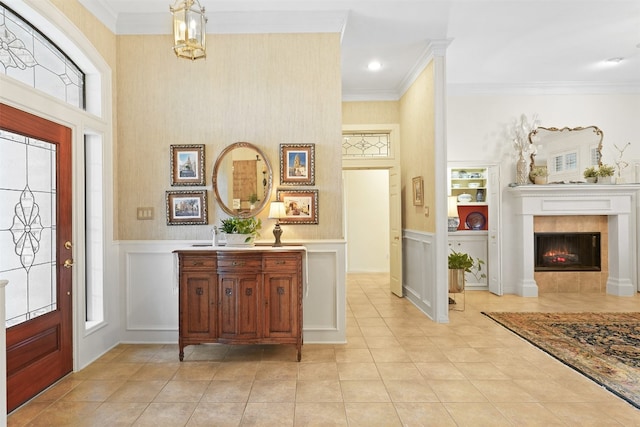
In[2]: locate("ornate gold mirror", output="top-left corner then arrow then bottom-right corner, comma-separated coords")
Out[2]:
212,142 -> 272,217
528,126 -> 603,182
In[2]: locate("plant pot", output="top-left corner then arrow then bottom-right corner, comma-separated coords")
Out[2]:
448,269 -> 465,293
585,177 -> 597,183
225,233 -> 255,247
533,176 -> 547,185
597,176 -> 612,184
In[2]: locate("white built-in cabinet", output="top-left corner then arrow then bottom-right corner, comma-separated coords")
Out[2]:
448,165 -> 495,291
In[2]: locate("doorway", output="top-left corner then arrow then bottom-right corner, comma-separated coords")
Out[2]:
0,104 -> 74,412
343,169 -> 390,273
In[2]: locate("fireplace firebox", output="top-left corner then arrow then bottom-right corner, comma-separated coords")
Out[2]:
534,232 -> 601,272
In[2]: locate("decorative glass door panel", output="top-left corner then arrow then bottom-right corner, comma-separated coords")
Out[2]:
1,129 -> 58,327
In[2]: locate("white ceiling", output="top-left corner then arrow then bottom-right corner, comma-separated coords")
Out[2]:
79,0 -> 640,100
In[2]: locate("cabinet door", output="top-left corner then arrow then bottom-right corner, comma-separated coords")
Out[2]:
180,272 -> 216,338
263,273 -> 299,338
218,274 -> 261,339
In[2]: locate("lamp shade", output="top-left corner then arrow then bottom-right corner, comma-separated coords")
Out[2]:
268,201 -> 286,219
447,196 -> 459,217
170,0 -> 207,60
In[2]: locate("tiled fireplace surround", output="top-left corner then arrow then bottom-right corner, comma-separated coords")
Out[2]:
510,184 -> 639,297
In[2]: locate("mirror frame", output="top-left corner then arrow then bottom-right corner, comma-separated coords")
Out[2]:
212,141 -> 273,218
528,125 -> 604,178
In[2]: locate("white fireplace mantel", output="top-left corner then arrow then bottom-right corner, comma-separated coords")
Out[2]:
509,184 -> 640,297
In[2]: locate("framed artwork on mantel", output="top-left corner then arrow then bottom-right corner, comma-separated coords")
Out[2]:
170,144 -> 205,186
280,143 -> 315,185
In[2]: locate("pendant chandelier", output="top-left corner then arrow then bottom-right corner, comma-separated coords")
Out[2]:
170,0 -> 207,60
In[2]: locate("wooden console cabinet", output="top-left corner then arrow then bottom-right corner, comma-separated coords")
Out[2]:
174,248 -> 304,361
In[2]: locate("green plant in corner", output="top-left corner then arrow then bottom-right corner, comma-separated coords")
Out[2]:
448,249 -> 486,282
249,193 -> 259,205
220,217 -> 262,242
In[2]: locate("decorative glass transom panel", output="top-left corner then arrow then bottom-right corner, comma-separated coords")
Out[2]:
0,129 -> 57,327
0,4 -> 85,109
342,132 -> 390,158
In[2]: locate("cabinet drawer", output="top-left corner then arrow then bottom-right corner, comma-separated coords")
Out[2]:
181,256 -> 216,269
217,256 -> 262,271
263,256 -> 300,272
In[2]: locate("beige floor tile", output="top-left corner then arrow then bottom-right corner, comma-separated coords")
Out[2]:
172,361 -> 220,381
344,402 -> 401,426
334,348 -> 373,363
384,379 -> 439,403
375,362 -> 421,381
60,380 -> 124,402
296,380 -> 343,402
297,362 -> 338,380
22,401 -> 101,426
543,402 -> 634,426
106,380 -> 166,402
133,402 -> 197,426
444,402 -> 513,426
153,380 -> 209,403
415,362 -> 466,380
369,347 -> 411,363
188,402 -> 245,426
427,379 -> 487,402
454,362 -> 511,380
394,402 -> 457,426
293,402 -> 348,426
84,402 -> 149,426
241,402 -> 295,425
201,380 -> 252,402
336,362 -> 380,380
340,379 -> 390,402
493,402 -> 566,426
130,363 -> 180,381
214,361 -> 259,380
471,379 -> 538,402
255,361 -> 299,380
72,362 -> 142,381
248,380 -> 296,402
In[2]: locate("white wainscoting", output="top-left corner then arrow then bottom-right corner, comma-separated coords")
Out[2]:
117,240 -> 346,344
402,230 -> 437,320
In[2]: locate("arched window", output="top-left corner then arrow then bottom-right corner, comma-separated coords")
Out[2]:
0,3 -> 85,108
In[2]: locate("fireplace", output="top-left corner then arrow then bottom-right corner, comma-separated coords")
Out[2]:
534,232 -> 601,272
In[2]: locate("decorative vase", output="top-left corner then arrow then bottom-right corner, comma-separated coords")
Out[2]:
516,152 -> 528,185
585,177 -> 597,183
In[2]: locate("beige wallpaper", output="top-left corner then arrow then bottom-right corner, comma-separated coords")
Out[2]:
116,33 -> 342,240
399,63 -> 436,232
342,101 -> 400,124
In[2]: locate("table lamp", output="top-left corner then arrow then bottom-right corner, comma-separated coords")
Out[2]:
268,201 -> 286,247
448,196 -> 460,232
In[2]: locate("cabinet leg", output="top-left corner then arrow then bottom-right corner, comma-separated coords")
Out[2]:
296,343 -> 302,362
179,346 -> 184,362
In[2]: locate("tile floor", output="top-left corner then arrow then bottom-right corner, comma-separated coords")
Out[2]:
7,273 -> 640,426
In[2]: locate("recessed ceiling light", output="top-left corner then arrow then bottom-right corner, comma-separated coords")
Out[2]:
367,61 -> 382,71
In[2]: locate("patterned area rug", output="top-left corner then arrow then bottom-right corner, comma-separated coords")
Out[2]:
482,312 -> 640,409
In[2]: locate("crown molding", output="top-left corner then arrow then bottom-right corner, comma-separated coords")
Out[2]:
448,81 -> 640,96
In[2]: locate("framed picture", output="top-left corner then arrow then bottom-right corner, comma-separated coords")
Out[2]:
170,144 -> 205,186
412,176 -> 424,206
166,190 -> 208,225
276,189 -> 318,224
280,143 -> 315,185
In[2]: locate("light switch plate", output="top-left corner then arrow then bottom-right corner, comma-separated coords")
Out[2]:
137,207 -> 154,220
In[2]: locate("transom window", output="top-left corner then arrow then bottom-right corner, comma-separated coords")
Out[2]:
0,3 -> 85,109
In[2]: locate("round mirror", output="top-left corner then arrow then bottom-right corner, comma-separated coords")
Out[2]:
212,142 -> 272,217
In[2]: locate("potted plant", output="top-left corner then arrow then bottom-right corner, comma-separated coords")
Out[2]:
583,166 -> 598,183
596,164 -> 615,184
448,249 -> 486,293
529,166 -> 549,185
220,217 -> 262,246
248,193 -> 259,210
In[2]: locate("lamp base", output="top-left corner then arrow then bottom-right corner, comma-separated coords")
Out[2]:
448,217 -> 460,232
272,224 -> 283,247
